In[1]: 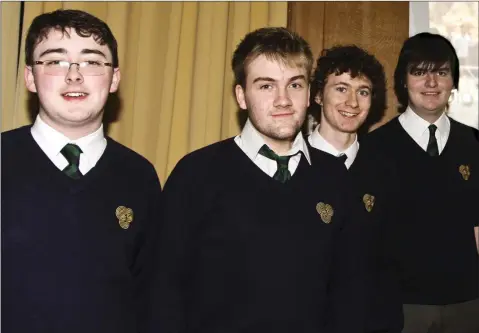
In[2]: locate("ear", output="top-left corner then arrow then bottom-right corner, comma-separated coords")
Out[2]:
24,66 -> 37,93
235,84 -> 247,110
314,93 -> 322,105
109,68 -> 121,93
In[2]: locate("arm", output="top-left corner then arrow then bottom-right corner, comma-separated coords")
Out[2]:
133,166 -> 163,333
145,157 -> 199,333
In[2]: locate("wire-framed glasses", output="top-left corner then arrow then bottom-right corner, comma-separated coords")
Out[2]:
33,60 -> 113,76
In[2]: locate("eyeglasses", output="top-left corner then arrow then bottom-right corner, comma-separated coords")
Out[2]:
33,60 -> 113,76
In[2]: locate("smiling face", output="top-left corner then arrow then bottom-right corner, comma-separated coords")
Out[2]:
235,54 -> 310,153
316,72 -> 372,134
24,28 -> 120,138
406,62 -> 453,122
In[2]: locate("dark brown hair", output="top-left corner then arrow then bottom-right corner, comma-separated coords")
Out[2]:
25,9 -> 119,67
232,27 -> 313,88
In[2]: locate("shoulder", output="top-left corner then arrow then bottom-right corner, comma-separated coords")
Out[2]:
163,138 -> 236,195
360,116 -> 400,147
1,125 -> 31,145
449,117 -> 479,143
105,137 -> 160,182
170,138 -> 236,175
1,126 -> 33,158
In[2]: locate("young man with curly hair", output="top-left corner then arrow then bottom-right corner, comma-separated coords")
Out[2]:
308,45 -> 387,169
308,45 -> 404,333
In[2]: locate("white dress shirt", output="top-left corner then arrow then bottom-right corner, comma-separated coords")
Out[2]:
234,118 -> 311,178
31,115 -> 107,175
398,106 -> 450,154
308,124 -> 359,169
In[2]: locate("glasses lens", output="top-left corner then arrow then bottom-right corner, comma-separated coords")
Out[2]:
80,62 -> 105,76
43,62 -> 67,76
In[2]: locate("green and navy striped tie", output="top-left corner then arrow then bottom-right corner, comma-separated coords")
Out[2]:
258,144 -> 293,183
60,143 -> 83,179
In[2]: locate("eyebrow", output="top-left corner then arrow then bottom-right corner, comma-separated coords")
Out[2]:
334,81 -> 371,90
252,75 -> 307,84
38,48 -> 107,59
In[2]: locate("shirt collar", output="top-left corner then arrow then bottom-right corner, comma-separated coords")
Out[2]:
308,124 -> 359,159
239,118 -> 311,164
31,114 -> 106,162
401,106 -> 450,139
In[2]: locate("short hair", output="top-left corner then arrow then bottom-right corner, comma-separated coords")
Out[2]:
231,27 -> 313,88
311,45 -> 387,122
25,9 -> 119,68
394,32 -> 459,111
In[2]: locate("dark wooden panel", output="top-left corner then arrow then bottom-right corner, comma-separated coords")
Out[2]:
289,1 -> 410,129
288,1 -> 326,61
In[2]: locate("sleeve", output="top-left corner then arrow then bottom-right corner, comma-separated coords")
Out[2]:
132,164 -> 163,333
145,157 -> 201,333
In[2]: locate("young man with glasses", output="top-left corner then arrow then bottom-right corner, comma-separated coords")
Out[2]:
148,27 -> 365,333
1,9 -> 162,333
359,32 -> 479,333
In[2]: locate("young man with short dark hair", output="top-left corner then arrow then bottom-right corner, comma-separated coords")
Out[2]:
2,9 -> 162,333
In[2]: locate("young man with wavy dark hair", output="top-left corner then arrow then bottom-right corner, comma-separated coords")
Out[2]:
308,45 -> 404,333
360,32 -> 479,333
308,45 -> 387,169
2,9 -> 162,333
148,27 -> 365,333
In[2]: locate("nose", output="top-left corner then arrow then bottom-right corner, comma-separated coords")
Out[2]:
65,63 -> 84,84
425,72 -> 438,88
274,87 -> 293,108
345,91 -> 359,108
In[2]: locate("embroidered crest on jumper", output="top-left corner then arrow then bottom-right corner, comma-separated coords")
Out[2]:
116,206 -> 134,229
316,202 -> 334,224
363,194 -> 375,212
459,165 -> 470,180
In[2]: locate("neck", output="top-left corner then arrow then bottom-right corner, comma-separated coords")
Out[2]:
39,112 -> 103,140
262,136 -> 295,155
318,124 -> 356,152
409,107 -> 445,124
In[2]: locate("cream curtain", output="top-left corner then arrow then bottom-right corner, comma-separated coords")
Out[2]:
1,1 -> 287,184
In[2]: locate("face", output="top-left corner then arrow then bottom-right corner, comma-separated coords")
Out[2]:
235,55 -> 310,150
315,72 -> 372,134
406,63 -> 453,121
25,28 -> 120,136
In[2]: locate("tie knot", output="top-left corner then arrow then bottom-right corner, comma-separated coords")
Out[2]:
61,143 -> 82,166
337,154 -> 348,164
428,124 -> 437,135
258,144 -> 291,167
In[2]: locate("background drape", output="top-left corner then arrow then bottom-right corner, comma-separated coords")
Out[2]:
1,1 -> 288,184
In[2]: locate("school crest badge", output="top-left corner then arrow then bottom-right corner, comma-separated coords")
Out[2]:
116,206 -> 134,229
459,165 -> 471,180
316,202 -> 334,224
363,194 -> 375,213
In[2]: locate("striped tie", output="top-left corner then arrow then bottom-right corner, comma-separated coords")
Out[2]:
60,143 -> 83,179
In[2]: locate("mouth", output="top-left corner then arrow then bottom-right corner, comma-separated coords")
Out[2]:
62,92 -> 89,101
339,110 -> 359,118
421,92 -> 440,96
272,112 -> 294,118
